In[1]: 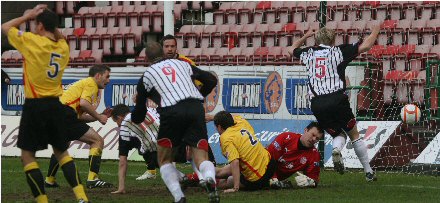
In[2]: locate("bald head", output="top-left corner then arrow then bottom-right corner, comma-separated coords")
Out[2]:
145,42 -> 164,62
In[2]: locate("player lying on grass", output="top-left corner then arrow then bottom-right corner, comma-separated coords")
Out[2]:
267,122 -> 323,189
210,111 -> 276,193
186,118 -> 323,190
109,104 -> 160,194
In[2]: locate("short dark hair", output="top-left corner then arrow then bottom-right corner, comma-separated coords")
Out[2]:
145,42 -> 164,62
213,111 -> 235,130
36,9 -> 58,33
306,121 -> 324,135
89,64 -> 110,77
160,34 -> 177,46
111,104 -> 130,120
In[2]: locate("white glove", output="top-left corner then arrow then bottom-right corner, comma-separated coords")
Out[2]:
294,172 -> 315,187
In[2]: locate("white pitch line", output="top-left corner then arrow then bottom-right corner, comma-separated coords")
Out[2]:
381,184 -> 440,190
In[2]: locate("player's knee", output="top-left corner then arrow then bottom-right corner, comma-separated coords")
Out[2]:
196,139 -> 209,152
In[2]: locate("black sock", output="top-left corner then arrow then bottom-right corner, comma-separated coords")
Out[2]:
46,154 -> 59,178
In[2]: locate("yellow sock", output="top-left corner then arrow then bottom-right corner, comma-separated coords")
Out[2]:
73,185 -> 88,202
35,194 -> 48,203
88,172 -> 98,181
88,148 -> 102,181
148,169 -> 156,175
45,176 -> 56,184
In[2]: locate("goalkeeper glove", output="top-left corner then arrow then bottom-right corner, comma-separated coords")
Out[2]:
294,172 -> 316,188
269,178 -> 293,189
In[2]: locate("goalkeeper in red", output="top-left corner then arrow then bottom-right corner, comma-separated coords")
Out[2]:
267,122 -> 323,189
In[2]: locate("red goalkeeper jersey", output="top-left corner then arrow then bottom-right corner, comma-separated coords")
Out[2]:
266,132 -> 320,182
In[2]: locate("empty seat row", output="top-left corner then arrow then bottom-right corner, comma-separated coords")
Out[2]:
1,50 -> 23,65
72,5 -> 170,32
62,26 -> 142,56
69,49 -> 103,64
212,1 -> 440,25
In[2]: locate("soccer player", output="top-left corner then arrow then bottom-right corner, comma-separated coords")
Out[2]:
267,122 -> 323,189
109,104 -> 160,194
288,24 -> 381,181
1,5 -> 89,203
213,111 -> 277,192
44,65 -> 114,188
132,42 -> 218,203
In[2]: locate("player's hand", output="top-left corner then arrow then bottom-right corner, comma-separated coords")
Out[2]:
304,29 -> 315,38
223,188 -> 238,193
294,172 -> 315,187
102,107 -> 113,118
111,189 -> 126,194
24,4 -> 47,20
205,114 -> 214,123
372,23 -> 381,32
132,93 -> 137,104
97,114 -> 108,125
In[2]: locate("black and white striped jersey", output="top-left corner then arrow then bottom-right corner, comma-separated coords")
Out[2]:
141,59 -> 203,107
119,108 -> 160,153
293,43 -> 359,97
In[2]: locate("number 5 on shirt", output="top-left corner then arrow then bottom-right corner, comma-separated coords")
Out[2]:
47,53 -> 61,78
315,57 -> 327,79
162,66 -> 176,83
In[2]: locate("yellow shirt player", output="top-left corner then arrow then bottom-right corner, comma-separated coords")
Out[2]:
213,111 -> 276,192
2,5 -> 89,203
61,77 -> 100,116
45,65 -> 114,190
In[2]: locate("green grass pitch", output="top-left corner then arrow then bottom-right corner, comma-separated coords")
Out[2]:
2,157 -> 439,202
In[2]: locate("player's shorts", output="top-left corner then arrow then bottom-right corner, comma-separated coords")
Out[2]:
240,159 -> 277,191
119,136 -> 141,156
157,99 -> 208,150
63,105 -> 91,141
311,91 -> 356,137
17,98 -> 69,152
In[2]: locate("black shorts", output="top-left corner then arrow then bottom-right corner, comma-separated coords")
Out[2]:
240,159 -> 277,191
17,98 -> 69,152
157,99 -> 208,149
311,91 -> 356,137
119,137 -> 141,156
63,105 -> 90,141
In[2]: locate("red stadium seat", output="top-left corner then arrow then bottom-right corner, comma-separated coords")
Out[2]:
292,5 -> 305,23
90,27 -> 107,50
210,47 -> 229,62
140,9 -> 151,32
212,25 -> 229,48
223,47 -> 241,62
238,24 -> 256,47
102,27 -> 119,55
264,23 -> 283,47
238,2 -> 256,24
252,24 -> 269,48
128,6 -> 144,27
152,11 -> 163,33
277,23 -> 298,47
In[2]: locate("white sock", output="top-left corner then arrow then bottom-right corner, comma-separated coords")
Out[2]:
352,138 -> 373,173
160,163 -> 185,202
199,161 -> 216,183
191,160 -> 204,181
332,135 -> 347,151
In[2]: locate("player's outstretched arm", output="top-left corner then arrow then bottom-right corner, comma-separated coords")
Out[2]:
1,4 -> 46,34
132,77 -> 148,124
111,156 -> 128,194
224,159 -> 240,193
80,99 -> 108,125
287,29 -> 315,56
358,23 -> 381,53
